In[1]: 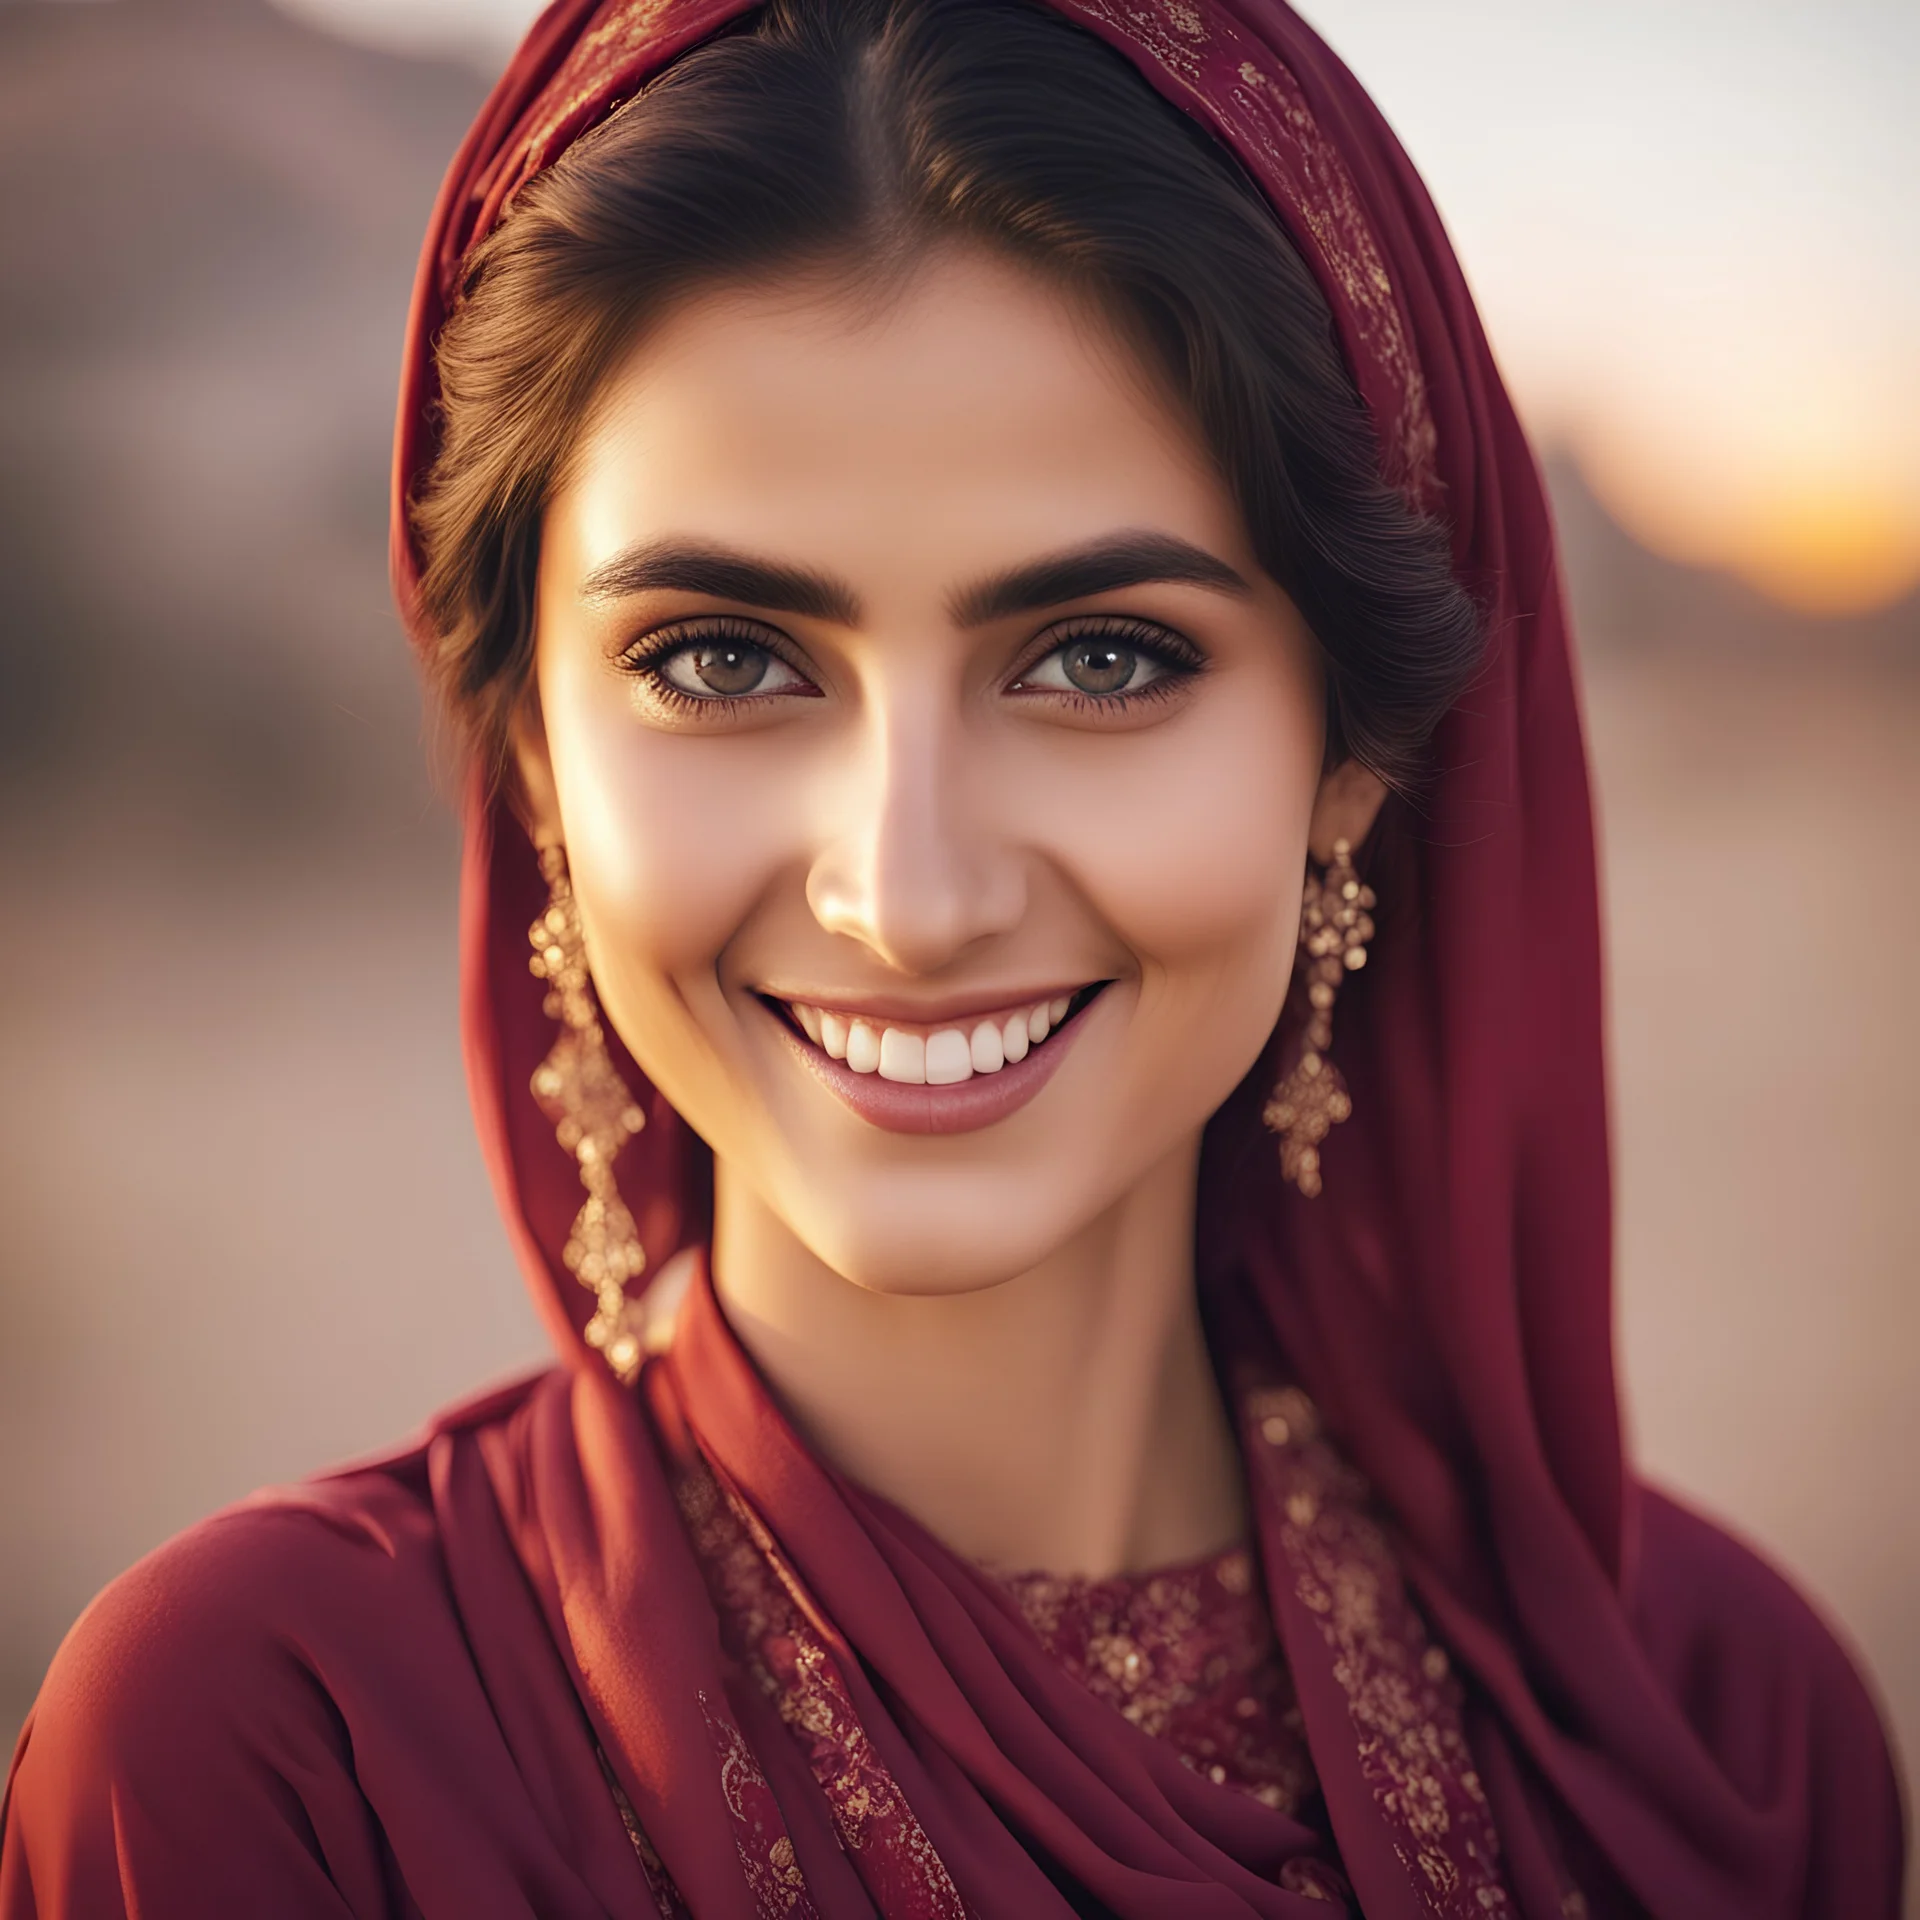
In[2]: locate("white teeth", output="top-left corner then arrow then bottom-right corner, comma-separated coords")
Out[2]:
878,1028 -> 927,1083
846,1020 -> 881,1074
925,1029 -> 973,1084
793,993 -> 1087,1080
970,1020 -> 1005,1074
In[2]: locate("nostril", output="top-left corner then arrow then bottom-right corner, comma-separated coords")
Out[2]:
804,808 -> 1028,973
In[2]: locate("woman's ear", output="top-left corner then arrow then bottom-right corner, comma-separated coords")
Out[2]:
1307,758 -> 1389,864
507,685 -> 565,849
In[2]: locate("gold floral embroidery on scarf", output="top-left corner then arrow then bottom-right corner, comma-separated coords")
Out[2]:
1063,0 -> 1212,81
513,0 -> 690,176
699,1687 -> 821,1917
1227,59 -> 1436,499
677,1465 -> 971,1919
1246,1385 -> 1516,1916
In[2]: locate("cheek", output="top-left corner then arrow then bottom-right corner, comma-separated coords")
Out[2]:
538,648 -> 793,1008
1032,676 -> 1318,986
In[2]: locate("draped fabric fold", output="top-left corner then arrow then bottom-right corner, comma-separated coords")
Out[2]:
3,2 -> 1902,1917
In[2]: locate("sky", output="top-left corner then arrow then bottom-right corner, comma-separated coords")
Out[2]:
273,0 -> 1920,614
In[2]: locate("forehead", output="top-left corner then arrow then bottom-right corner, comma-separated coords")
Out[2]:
548,249 -> 1246,589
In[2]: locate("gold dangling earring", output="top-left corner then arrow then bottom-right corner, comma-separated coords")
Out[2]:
527,845 -> 648,1383
1264,836 -> 1376,1198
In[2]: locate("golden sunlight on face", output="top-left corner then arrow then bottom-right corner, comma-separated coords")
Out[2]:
527,250 -> 1325,1295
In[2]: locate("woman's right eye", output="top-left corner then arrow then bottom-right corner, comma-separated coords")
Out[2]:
641,634 -> 815,702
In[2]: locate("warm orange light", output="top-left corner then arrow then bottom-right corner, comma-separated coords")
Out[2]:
1736,492 -> 1920,616
1573,428 -> 1920,619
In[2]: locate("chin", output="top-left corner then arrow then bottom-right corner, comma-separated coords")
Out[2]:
777,1180 -> 1109,1300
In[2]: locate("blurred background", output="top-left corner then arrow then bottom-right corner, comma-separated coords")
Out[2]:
1,0 -> 1914,1895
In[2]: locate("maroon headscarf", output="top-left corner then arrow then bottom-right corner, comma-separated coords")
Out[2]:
4,3 -> 1901,1917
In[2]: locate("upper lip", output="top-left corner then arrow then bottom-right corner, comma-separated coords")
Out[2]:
752,984 -> 1102,1028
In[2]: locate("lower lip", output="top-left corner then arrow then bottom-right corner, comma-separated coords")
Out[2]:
769,996 -> 1099,1135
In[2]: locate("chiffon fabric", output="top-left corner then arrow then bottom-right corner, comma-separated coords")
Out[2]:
3,1 -> 1904,1916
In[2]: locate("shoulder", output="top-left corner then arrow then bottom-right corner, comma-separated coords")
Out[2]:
18,1367 -> 561,1760
46,1462 -> 444,1707
1634,1485 -> 1906,1911
3,1373 -> 560,1917
2,1468 -> 442,1915
1634,1485 -> 1889,1734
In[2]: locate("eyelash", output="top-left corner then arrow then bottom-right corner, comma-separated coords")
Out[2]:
1007,615 -> 1207,710
617,618 -> 814,718
616,613 -> 1207,716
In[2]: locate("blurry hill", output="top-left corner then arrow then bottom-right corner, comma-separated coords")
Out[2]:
1546,453 -> 1919,664
0,0 -> 486,858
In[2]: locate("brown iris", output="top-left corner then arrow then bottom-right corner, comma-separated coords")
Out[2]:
687,642 -> 770,696
1062,638 -> 1138,695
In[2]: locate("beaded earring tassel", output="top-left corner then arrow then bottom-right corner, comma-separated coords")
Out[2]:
1264,837 -> 1376,1197
528,845 -> 649,1382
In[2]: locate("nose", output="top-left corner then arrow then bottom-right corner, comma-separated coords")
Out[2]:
806,691 -> 1026,975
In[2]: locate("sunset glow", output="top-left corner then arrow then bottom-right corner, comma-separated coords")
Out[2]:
1285,0 -> 1920,618
1595,468 -> 1920,617
1571,405 -> 1920,616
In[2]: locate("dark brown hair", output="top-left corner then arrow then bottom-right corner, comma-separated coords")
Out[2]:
411,0 -> 1483,789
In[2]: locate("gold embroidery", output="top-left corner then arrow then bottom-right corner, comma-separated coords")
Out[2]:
1280,1860 -> 1345,1900
999,1545 -> 1319,1818
699,1689 -> 817,1916
1227,57 -> 1436,499
1248,1384 -> 1519,1917
1064,0 -> 1210,82
516,0 -> 686,173
677,1466 -> 970,1917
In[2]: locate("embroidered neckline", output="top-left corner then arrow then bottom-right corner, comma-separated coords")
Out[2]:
989,1543 -> 1320,1816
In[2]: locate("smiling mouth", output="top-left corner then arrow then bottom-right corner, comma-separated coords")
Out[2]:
767,984 -> 1107,1084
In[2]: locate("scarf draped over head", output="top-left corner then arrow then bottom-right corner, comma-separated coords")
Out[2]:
377,3 -> 1905,1917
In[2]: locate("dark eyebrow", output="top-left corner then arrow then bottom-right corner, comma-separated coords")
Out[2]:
578,538 -> 861,624
947,531 -> 1251,628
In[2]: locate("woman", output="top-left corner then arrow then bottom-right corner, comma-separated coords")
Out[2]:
2,0 -> 1902,1913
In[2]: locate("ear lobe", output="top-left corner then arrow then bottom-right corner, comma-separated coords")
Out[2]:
506,686 -> 565,849
1307,759 -> 1389,865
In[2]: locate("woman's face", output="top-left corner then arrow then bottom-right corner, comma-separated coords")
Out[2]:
523,249 -> 1326,1295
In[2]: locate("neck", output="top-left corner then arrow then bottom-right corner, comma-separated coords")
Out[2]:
708,1143 -> 1245,1577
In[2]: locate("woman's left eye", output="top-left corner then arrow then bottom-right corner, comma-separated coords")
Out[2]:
1011,624 -> 1194,701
